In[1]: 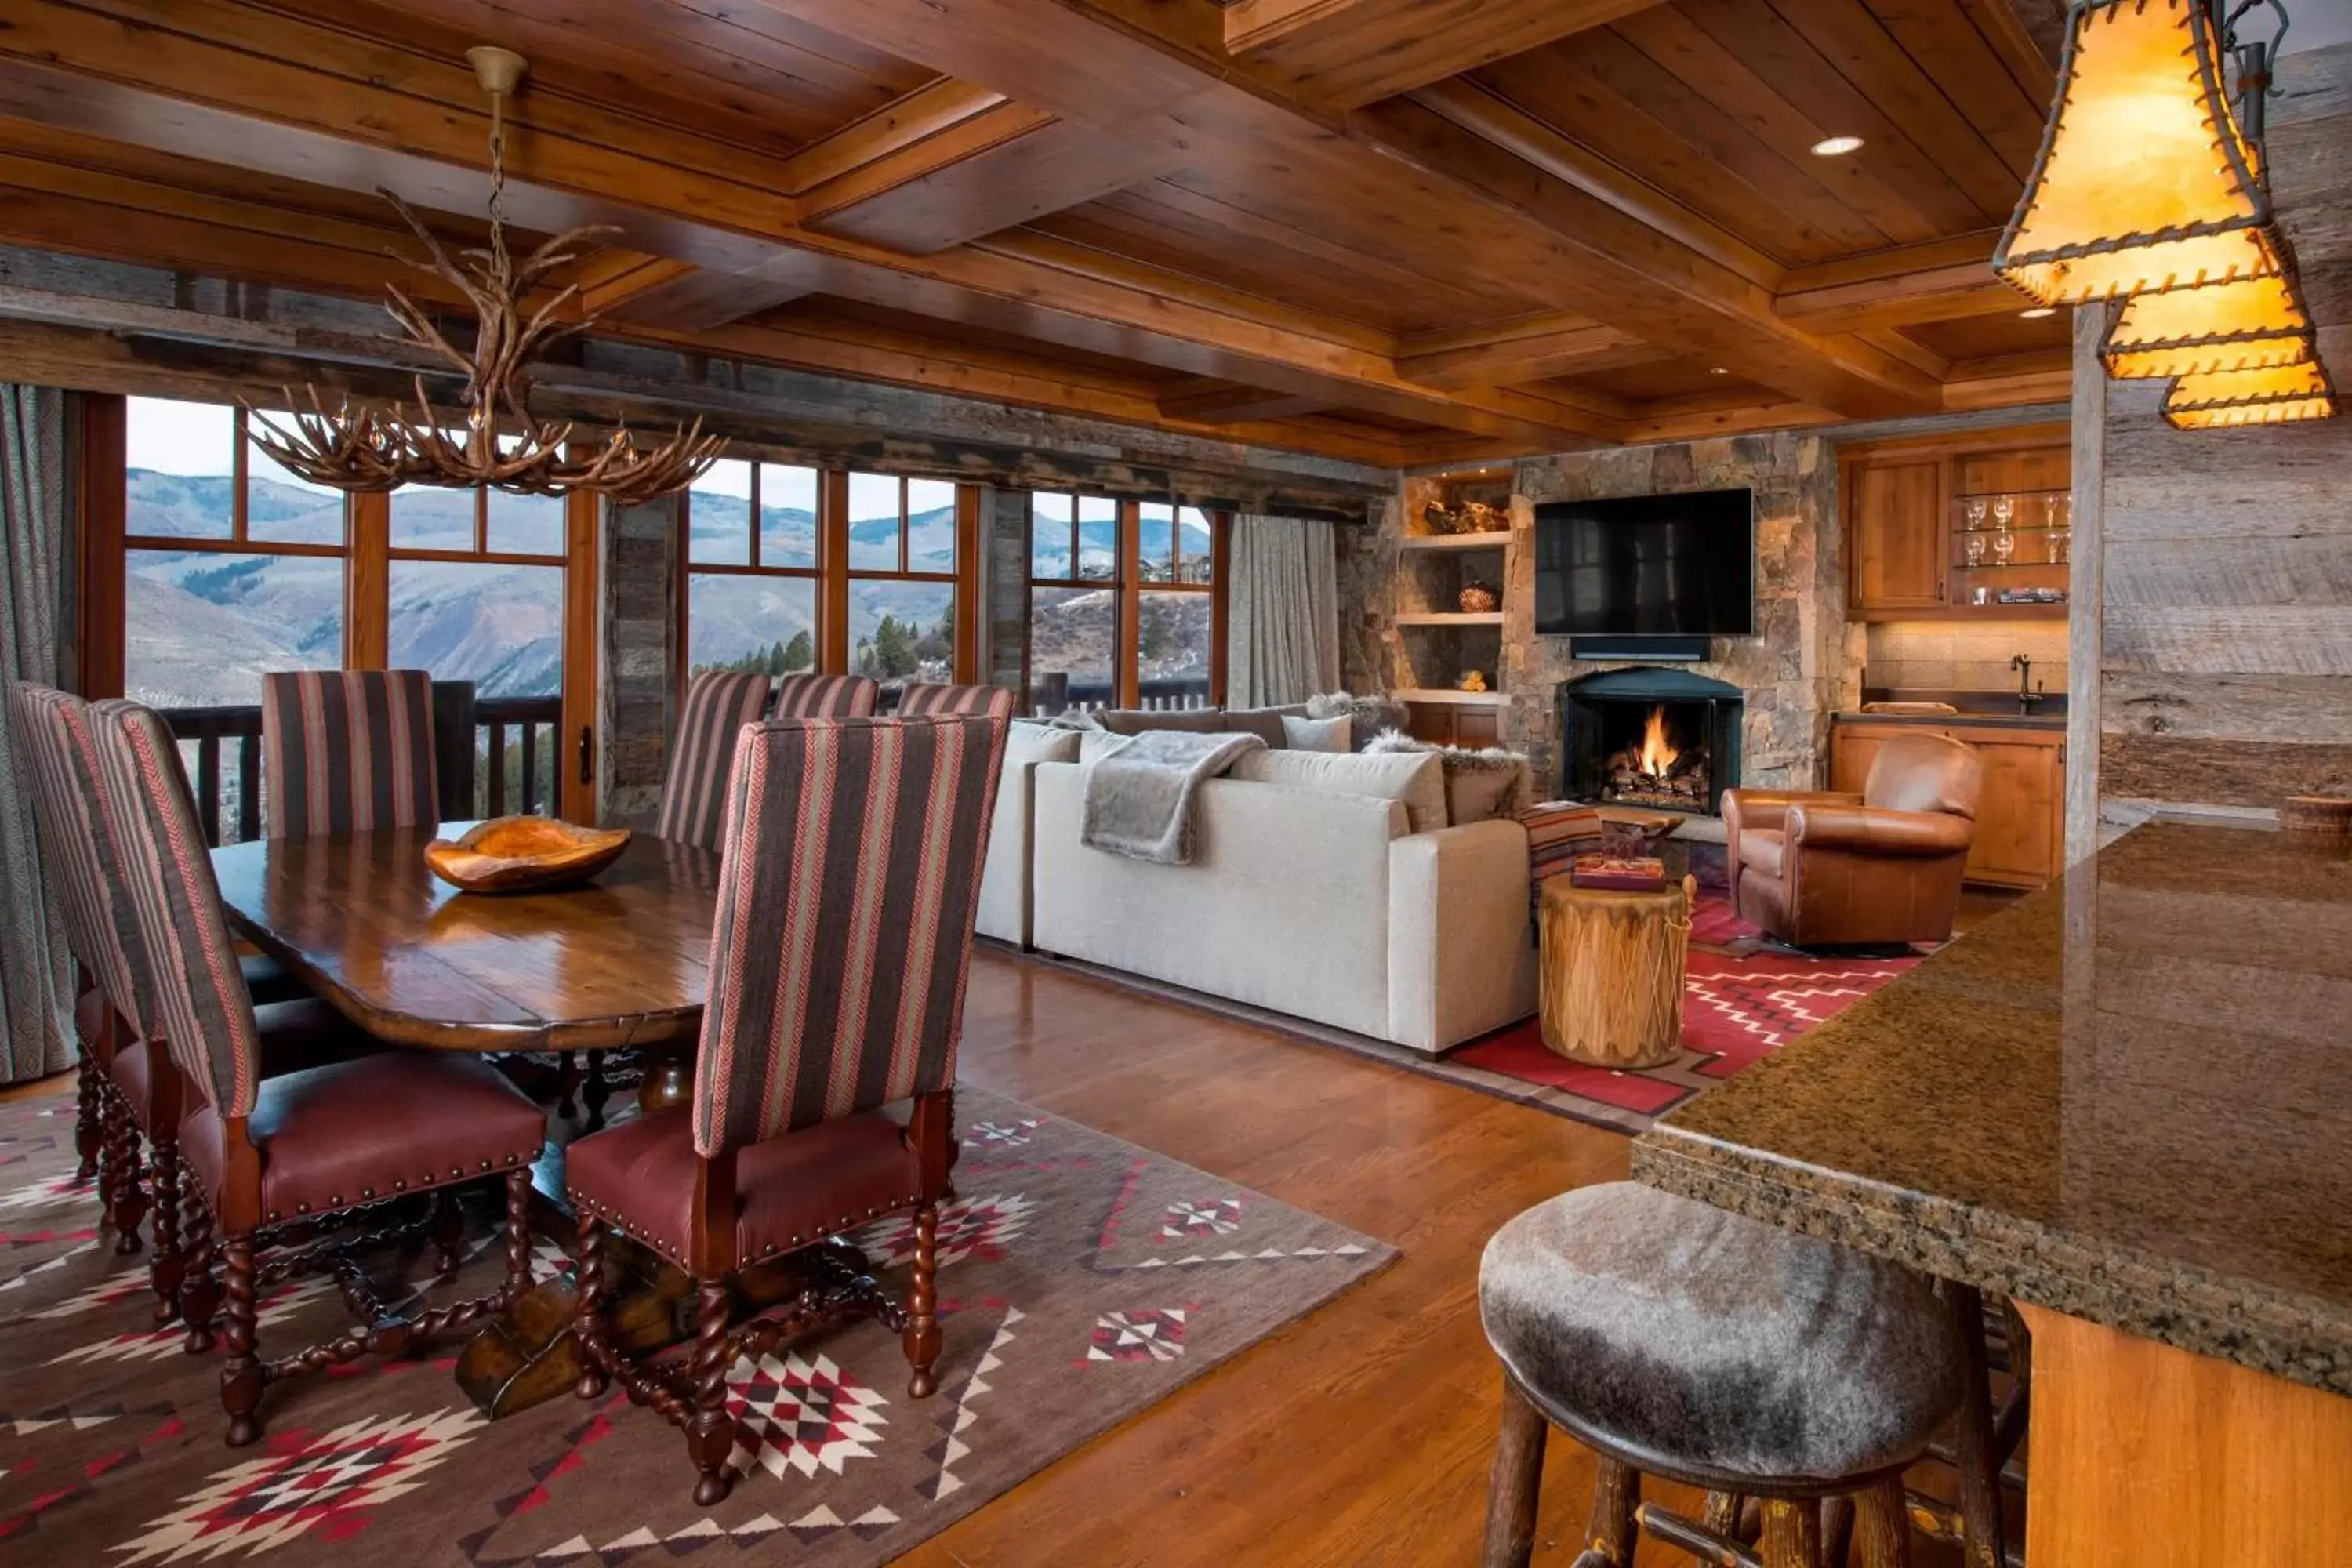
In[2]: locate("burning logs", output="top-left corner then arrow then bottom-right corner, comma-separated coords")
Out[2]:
1603,705 -> 1709,808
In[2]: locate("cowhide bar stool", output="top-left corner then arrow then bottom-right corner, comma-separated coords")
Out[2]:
1478,1183 -> 1962,1568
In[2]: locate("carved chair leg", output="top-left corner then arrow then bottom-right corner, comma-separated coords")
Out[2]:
572,1215 -> 610,1400
1580,1455 -> 1639,1566
429,1189 -> 466,1277
107,1105 -> 147,1254
902,1200 -> 942,1398
685,1278 -> 736,1508
1758,1498 -> 1824,1568
1944,1281 -> 2005,1568
148,1134 -> 185,1325
1852,1475 -> 1914,1568
93,1085 -> 121,1219
180,1189 -> 220,1354
74,1054 -> 103,1182
219,1233 -> 263,1447
1478,1374 -> 1548,1568
497,1169 -> 534,1304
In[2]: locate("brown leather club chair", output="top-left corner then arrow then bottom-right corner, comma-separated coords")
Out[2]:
1722,732 -> 1984,949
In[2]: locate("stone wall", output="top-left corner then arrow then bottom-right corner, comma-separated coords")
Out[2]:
982,485 -> 1030,701
1341,432 -> 1860,795
597,492 -> 679,829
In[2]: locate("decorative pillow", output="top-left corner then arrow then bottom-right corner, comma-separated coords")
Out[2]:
1306,692 -> 1410,752
1043,708 -> 1103,731
1228,746 -> 1448,835
1364,728 -> 1534,825
1280,713 -> 1352,753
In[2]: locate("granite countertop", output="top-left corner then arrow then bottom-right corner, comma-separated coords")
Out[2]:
1632,821 -> 2352,1396
1834,709 -> 2066,731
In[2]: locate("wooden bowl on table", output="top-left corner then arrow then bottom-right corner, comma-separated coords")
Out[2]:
425,817 -> 633,895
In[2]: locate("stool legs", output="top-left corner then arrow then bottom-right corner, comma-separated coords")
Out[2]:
1759,1499 -> 1822,1568
1480,1374 -> 1548,1568
1944,1282 -> 2005,1568
1853,1475 -> 1915,1567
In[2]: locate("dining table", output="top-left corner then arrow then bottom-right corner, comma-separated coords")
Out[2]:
209,820 -> 776,1419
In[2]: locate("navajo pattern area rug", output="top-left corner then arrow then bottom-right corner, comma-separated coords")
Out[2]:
1024,897 -> 1922,1136
0,1087 -> 1389,1566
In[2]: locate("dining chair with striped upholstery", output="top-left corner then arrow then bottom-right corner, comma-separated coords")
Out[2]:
89,696 -> 547,1447
893,681 -> 1017,718
652,669 -> 772,851
567,709 -> 1010,1505
770,670 -> 879,719
8,683 -> 158,1233
260,669 -> 439,840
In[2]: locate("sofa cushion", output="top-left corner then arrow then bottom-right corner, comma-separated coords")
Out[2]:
1479,1182 -> 1960,1483
1280,713 -> 1352,753
1363,731 -> 1534,826
1228,747 -> 1447,834
1007,720 -> 1082,766
1095,706 -> 1289,750
1738,826 -> 1786,879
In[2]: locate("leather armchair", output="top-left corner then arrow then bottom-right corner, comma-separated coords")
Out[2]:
1722,733 -> 1984,948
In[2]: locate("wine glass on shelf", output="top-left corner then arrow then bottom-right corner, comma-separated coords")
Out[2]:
1992,527 -> 2016,566
1965,532 -> 1987,567
2049,493 -> 2071,564
1991,494 -> 2015,534
1964,497 -> 1989,532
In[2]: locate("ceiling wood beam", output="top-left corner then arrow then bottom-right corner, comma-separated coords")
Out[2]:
783,78 -> 1177,255
1942,348 -> 2071,410
757,0 -> 1943,420
1774,232 -> 2025,333
1154,377 -> 1334,423
1224,0 -> 1669,110
1396,312 -> 1665,388
0,5 -> 1613,447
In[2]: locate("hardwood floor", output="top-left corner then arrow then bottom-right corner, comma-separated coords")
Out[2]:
7,939 -> 1999,1565
918,949 -> 1667,1566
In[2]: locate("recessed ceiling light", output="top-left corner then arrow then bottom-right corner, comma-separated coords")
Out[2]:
1708,366 -> 1730,376
1810,136 -> 1865,157
2019,307 -> 2058,318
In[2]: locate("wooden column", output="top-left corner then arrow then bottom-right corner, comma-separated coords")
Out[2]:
345,492 -> 389,670
74,391 -> 125,699
2064,303 -> 2104,864
560,485 -> 601,823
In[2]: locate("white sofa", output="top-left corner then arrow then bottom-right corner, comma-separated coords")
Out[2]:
981,729 -> 1537,1055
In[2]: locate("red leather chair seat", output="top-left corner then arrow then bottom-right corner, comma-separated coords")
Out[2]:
103,1000 -> 384,1128
180,1053 -> 548,1225
567,1107 -> 924,1272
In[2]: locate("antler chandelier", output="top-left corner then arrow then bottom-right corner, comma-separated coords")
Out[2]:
247,47 -> 723,502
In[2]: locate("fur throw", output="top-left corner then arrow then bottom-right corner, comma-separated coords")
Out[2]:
1305,691 -> 1409,751
1364,728 -> 1535,822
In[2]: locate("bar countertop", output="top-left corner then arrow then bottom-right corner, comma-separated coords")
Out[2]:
1632,821 -> 2352,1397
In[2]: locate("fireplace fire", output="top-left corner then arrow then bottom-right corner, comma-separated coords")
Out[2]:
1602,704 -> 1711,809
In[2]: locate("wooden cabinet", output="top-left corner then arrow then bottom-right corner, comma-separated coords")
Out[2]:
1848,458 -> 1946,612
1844,426 -> 2071,623
1404,700 -> 1500,747
1829,719 -> 2066,888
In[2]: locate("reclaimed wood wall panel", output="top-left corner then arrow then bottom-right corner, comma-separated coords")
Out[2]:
2089,44 -> 2352,824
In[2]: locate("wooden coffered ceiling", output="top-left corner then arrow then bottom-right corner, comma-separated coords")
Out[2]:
0,0 -> 2074,466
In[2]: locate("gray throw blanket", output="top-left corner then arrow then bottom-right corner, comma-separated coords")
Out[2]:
1080,729 -> 1266,865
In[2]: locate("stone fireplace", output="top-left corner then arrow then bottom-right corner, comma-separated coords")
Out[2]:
1560,667 -> 1743,814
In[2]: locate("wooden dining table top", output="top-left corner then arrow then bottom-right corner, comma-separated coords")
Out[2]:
212,822 -> 720,1052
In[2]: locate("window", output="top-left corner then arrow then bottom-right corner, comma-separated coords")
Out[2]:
121,397 -> 347,709
678,462 -> 977,693
846,472 -> 960,685
684,459 -> 820,678
91,394 -> 598,837
1028,492 -> 1227,714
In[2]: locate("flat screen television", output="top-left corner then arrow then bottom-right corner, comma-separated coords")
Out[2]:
1534,488 -> 1755,637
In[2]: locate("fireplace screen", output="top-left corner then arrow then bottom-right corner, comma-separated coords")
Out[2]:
1559,668 -> 1743,815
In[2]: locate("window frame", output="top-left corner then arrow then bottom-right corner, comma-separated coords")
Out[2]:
677,461 -> 982,692
1025,492 -> 1230,712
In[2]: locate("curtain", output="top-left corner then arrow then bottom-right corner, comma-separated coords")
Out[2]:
0,385 -> 74,1084
1227,514 -> 1341,708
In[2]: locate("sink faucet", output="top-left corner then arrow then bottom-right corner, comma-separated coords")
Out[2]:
2011,653 -> 2045,715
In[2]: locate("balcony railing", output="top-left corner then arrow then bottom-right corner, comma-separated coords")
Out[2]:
158,682 -> 562,848
1028,673 -> 1212,717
